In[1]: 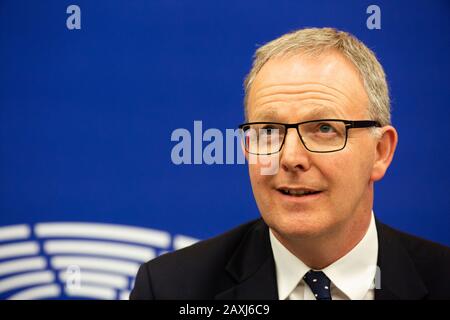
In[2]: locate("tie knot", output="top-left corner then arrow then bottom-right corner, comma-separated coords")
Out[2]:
303,270 -> 332,300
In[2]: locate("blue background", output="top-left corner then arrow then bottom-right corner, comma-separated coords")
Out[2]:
1,0 -> 449,246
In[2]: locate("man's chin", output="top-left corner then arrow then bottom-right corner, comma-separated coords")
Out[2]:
268,217 -> 331,240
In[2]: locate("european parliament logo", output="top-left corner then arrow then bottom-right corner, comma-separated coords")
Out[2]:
0,222 -> 198,300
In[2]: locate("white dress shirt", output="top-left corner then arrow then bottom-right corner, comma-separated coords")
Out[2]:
269,211 -> 378,300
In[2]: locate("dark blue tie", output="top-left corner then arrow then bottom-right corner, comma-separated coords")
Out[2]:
303,270 -> 332,300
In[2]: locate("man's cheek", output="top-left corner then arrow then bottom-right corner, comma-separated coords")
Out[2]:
251,167 -> 271,186
248,154 -> 280,176
249,166 -> 274,194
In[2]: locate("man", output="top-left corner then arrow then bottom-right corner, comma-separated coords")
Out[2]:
130,28 -> 450,300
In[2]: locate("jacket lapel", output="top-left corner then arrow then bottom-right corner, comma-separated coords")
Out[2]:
215,219 -> 278,300
375,220 -> 428,300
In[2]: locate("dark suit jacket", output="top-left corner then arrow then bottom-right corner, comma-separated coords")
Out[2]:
130,218 -> 450,300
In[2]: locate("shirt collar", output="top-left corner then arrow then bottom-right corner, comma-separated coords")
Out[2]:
269,226 -> 310,300
269,211 -> 378,300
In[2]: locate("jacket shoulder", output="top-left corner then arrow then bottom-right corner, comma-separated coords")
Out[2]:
378,222 -> 450,298
130,218 -> 263,299
381,222 -> 450,263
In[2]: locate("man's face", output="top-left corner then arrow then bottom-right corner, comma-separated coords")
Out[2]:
246,51 -> 384,240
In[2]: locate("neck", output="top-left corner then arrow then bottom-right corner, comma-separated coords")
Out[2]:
272,207 -> 373,270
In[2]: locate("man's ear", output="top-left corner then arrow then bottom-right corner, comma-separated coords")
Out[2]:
370,125 -> 398,181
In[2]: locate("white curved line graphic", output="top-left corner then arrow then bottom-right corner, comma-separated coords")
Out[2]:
8,284 -> 61,300
0,241 -> 40,260
0,271 -> 54,294
44,240 -> 155,262
35,222 -> 170,247
51,256 -> 139,276
119,290 -> 131,300
65,284 -> 116,300
59,270 -> 128,289
0,257 -> 47,277
173,234 -> 199,250
0,225 -> 30,242
0,222 -> 200,300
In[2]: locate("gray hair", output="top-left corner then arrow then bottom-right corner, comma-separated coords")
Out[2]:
243,27 -> 391,129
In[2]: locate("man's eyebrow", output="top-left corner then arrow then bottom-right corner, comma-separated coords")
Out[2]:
251,105 -> 343,121
251,108 -> 279,120
303,106 -> 343,119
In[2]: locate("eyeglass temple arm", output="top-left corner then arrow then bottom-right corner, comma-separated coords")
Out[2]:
345,120 -> 381,128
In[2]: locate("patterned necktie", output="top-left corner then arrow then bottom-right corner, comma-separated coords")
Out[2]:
303,270 -> 332,300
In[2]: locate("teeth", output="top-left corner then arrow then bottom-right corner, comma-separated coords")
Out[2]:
281,189 -> 317,196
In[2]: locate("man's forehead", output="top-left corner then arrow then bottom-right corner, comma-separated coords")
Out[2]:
247,51 -> 369,117
253,51 -> 364,90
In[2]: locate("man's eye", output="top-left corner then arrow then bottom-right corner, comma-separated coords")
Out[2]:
261,126 -> 278,134
318,124 -> 335,133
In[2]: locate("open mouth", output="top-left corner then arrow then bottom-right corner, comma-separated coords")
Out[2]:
277,188 -> 322,197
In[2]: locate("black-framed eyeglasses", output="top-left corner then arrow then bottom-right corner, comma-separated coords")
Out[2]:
238,119 -> 381,154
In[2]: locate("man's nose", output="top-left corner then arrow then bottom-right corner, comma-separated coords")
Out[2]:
280,128 -> 312,172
